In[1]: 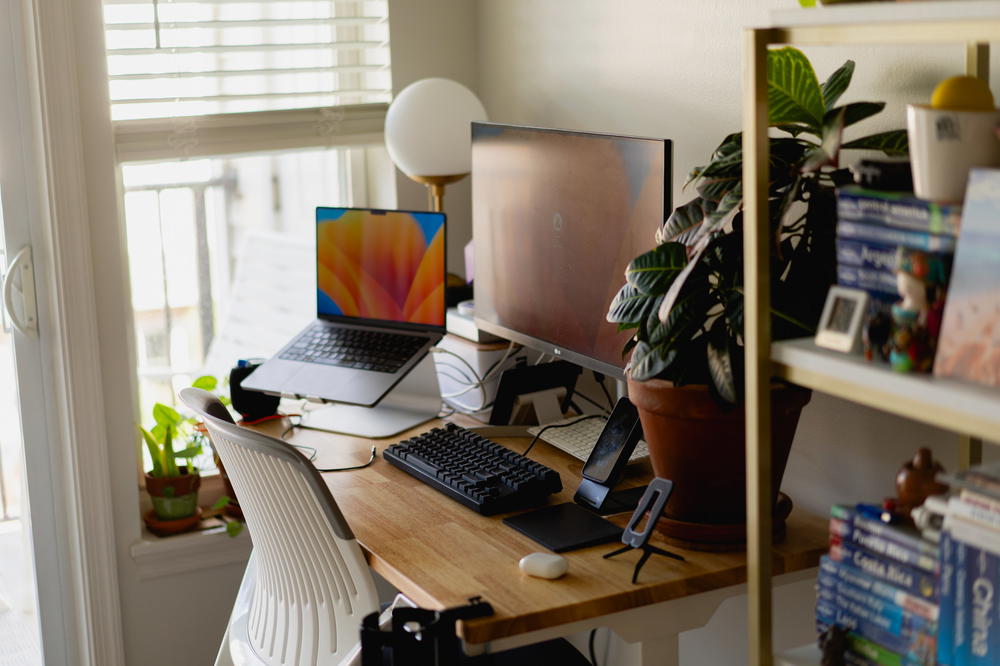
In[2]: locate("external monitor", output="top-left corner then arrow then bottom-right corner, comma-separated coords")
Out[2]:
471,122 -> 671,379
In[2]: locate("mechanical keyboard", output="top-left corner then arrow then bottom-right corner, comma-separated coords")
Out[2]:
526,417 -> 649,463
383,423 -> 562,515
279,323 -> 426,373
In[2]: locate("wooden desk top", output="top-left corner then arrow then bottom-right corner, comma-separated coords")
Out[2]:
255,416 -> 827,644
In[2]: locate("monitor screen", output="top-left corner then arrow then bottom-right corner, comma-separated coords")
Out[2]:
316,207 -> 446,328
472,123 -> 670,378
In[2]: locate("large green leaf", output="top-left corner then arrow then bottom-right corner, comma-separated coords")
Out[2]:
767,47 -> 824,130
706,320 -> 736,405
841,129 -> 909,156
623,243 -> 687,293
191,375 -> 217,391
628,341 -> 672,382
660,198 -> 714,243
152,402 -> 182,427
608,284 -> 661,325
802,107 -> 845,172
821,60 -> 855,110
696,172 -> 741,202
139,427 -> 163,477
835,101 -> 884,128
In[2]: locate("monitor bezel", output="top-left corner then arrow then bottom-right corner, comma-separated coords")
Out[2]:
470,122 -> 672,381
315,206 -> 448,334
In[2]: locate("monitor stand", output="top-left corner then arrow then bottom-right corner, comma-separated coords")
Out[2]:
299,353 -> 441,438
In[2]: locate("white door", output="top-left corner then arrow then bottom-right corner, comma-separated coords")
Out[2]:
1,0 -> 76,663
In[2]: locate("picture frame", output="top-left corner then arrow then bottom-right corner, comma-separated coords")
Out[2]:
815,286 -> 869,354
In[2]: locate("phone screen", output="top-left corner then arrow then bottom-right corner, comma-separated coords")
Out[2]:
582,400 -> 639,484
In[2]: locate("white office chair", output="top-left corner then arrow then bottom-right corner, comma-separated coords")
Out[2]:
180,387 -> 387,666
181,388 -> 590,666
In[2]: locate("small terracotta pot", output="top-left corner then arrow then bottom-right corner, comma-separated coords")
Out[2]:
627,378 -> 811,527
145,468 -> 201,521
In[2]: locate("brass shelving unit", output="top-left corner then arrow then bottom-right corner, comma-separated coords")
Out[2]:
743,4 -> 1000,664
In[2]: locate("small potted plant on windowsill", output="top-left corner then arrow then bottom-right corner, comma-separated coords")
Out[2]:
607,47 -> 908,546
140,403 -> 205,537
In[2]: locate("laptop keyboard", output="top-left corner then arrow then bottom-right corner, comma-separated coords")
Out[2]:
279,324 -> 428,373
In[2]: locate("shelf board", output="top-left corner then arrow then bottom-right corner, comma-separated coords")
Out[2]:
764,3 -> 1000,45
775,643 -> 821,666
771,338 -> 1000,442
772,1 -> 1000,27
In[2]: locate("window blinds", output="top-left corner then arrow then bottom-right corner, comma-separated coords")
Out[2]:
103,0 -> 392,121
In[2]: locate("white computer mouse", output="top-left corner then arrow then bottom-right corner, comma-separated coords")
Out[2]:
518,552 -> 569,579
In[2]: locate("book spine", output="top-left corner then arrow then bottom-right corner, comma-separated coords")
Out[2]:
828,540 -> 938,602
831,505 -> 940,562
830,518 -> 939,574
952,492 -> 1000,531
837,264 -> 900,298
837,220 -> 956,253
815,596 -> 936,665
836,188 -> 962,235
846,632 -> 915,666
819,556 -> 938,621
954,539 -> 969,665
836,237 -> 900,272
939,531 -> 955,666
817,583 -> 938,637
967,544 -> 998,666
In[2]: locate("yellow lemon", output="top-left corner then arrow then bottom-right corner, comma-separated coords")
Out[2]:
930,75 -> 995,111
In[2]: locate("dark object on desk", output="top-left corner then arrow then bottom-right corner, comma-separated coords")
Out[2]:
488,360 -> 581,426
230,360 -> 281,421
850,157 -> 913,192
360,596 -> 590,666
445,273 -> 474,307
383,423 -> 561,515
893,447 -> 949,521
503,502 -> 623,553
574,397 -> 644,514
603,478 -> 684,584
817,624 -> 847,666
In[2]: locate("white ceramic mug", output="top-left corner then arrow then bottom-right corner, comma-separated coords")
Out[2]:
906,104 -> 1000,202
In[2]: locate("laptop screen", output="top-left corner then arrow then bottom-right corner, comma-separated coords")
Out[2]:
315,207 -> 446,328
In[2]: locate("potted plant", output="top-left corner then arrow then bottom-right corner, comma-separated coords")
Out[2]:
140,403 -> 205,536
607,47 -> 908,544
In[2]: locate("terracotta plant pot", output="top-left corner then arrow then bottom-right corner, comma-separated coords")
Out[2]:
145,468 -> 201,521
627,377 -> 811,537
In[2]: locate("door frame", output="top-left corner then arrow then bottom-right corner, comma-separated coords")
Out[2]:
5,0 -> 126,663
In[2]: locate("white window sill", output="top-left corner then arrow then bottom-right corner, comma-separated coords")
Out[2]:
131,474 -> 250,580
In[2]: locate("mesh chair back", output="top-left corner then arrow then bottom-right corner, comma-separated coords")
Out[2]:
180,388 -> 379,666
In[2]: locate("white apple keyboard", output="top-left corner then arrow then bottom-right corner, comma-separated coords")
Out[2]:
526,416 -> 649,463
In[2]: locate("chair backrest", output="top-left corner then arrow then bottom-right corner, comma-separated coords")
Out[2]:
179,388 -> 379,666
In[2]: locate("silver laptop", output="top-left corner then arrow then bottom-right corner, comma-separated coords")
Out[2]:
242,207 -> 446,406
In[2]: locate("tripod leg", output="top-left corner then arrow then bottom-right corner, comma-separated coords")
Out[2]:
632,549 -> 653,584
646,544 -> 685,562
602,544 -> 632,560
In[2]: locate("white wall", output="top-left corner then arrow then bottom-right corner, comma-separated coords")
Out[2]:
473,1 -> 998,663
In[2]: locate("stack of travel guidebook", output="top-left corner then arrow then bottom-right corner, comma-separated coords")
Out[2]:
931,462 -> 1000,666
835,186 -> 960,362
816,503 -> 940,665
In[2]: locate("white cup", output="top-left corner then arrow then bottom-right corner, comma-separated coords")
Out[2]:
906,104 -> 1000,202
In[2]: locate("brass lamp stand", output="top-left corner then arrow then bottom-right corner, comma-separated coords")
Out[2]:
409,173 -> 469,213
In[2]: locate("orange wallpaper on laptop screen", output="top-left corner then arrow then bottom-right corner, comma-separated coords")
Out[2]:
316,209 -> 445,326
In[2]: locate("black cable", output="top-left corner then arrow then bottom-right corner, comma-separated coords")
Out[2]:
573,390 -> 611,414
588,628 -> 598,666
522,414 -> 606,457
594,371 -> 615,411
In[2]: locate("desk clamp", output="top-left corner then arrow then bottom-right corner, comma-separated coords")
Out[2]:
602,478 -> 684,584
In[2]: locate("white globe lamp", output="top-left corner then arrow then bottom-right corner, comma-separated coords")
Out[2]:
384,78 -> 488,212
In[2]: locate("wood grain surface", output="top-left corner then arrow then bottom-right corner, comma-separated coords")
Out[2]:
254,415 -> 827,644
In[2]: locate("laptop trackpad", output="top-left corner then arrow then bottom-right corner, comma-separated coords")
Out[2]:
291,365 -> 367,403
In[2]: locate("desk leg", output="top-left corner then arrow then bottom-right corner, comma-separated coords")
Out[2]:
637,634 -> 679,666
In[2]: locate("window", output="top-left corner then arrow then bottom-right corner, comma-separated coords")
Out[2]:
104,0 -> 395,473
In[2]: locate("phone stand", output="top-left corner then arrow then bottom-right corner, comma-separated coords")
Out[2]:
575,480 -> 647,515
603,478 -> 685,583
